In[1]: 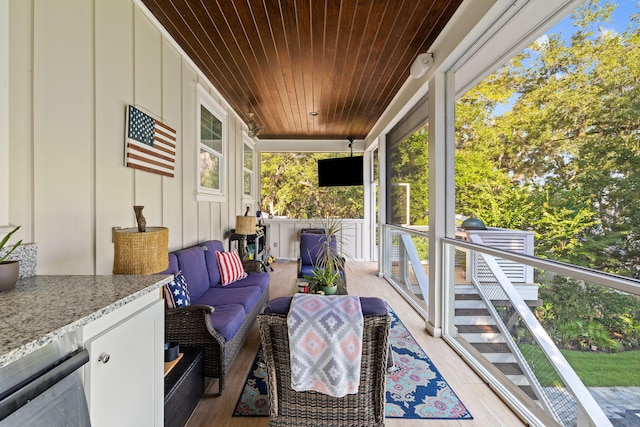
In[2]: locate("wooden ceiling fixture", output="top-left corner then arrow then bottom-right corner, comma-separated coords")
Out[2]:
141,0 -> 463,140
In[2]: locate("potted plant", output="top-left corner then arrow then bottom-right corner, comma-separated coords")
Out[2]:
303,218 -> 346,294
305,264 -> 342,295
0,226 -> 22,291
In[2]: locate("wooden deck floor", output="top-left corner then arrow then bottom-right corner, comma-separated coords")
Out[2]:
185,261 -> 527,427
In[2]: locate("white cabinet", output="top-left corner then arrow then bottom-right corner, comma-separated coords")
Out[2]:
82,292 -> 164,427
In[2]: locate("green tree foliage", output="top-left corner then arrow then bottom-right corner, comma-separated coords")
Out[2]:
260,153 -> 363,219
456,1 -> 640,351
536,276 -> 640,351
456,0 -> 640,274
388,127 -> 430,225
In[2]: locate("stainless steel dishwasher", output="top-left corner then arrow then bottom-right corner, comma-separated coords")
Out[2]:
0,331 -> 91,426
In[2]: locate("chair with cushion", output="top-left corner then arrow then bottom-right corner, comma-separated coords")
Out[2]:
297,232 -> 346,284
257,296 -> 390,427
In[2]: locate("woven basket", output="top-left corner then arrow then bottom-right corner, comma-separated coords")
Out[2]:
113,227 -> 168,274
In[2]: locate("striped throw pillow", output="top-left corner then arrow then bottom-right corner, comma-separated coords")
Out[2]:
215,250 -> 248,286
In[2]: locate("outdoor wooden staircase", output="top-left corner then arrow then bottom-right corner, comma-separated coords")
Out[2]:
454,288 -> 538,400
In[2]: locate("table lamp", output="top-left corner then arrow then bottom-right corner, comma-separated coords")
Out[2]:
235,215 -> 256,259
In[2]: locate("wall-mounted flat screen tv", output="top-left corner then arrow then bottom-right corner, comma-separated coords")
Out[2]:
317,156 -> 364,187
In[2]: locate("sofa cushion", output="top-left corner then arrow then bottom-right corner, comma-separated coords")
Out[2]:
158,253 -> 179,276
222,271 -> 270,292
173,246 -> 210,300
208,304 -> 246,341
194,286 -> 264,313
264,296 -> 388,317
215,250 -> 248,285
201,240 -> 225,287
163,271 -> 191,308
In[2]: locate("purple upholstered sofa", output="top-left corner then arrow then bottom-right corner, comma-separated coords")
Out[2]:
160,240 -> 269,394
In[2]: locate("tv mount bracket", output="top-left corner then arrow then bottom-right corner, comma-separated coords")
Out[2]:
347,137 -> 355,157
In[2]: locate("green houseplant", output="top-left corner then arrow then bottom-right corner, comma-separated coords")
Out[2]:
0,226 -> 22,291
305,264 -> 342,295
303,218 -> 346,294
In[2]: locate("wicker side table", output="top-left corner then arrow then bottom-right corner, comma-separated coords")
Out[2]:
164,348 -> 204,427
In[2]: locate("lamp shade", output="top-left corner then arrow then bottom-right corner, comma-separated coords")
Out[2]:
113,227 -> 169,274
235,215 -> 255,235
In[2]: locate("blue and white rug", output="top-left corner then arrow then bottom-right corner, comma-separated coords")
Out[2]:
233,306 -> 472,420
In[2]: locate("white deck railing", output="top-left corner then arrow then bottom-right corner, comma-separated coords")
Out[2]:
458,234 -> 612,427
380,224 -> 640,426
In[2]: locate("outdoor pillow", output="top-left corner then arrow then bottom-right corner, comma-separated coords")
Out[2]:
163,271 -> 191,308
215,250 -> 248,286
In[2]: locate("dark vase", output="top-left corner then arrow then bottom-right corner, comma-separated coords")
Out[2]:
134,206 -> 146,232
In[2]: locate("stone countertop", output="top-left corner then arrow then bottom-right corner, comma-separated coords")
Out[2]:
0,275 -> 172,368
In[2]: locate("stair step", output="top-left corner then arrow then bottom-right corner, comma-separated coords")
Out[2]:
455,315 -> 495,325
457,324 -> 499,333
482,353 -> 517,363
455,308 -> 490,316
459,333 -> 506,343
455,293 -> 481,300
471,342 -> 511,353
454,285 -> 477,294
495,363 -> 524,376
519,385 -> 538,401
507,375 -> 531,386
454,300 -> 487,309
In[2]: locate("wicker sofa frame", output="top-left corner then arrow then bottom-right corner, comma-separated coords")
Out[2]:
257,303 -> 390,427
162,242 -> 269,395
165,285 -> 268,394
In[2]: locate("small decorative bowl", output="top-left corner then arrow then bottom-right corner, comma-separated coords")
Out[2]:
164,342 -> 179,362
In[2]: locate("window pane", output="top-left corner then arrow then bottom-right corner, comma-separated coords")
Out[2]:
201,105 -> 222,152
244,171 -> 252,195
200,149 -> 219,189
386,125 -> 429,226
244,143 -> 253,170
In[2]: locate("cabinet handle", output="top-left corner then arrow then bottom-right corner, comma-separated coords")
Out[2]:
98,353 -> 110,364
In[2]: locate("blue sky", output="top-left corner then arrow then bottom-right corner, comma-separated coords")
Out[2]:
551,0 -> 637,38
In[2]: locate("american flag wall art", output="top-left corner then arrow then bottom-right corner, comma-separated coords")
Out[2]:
125,105 -> 176,177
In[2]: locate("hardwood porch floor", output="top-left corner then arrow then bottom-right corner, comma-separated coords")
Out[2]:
185,261 -> 527,427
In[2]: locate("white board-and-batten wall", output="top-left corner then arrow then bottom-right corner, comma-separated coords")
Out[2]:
8,0 -> 255,274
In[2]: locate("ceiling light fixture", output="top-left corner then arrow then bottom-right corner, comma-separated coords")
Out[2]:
310,111 -> 318,116
246,113 -> 263,138
410,52 -> 433,79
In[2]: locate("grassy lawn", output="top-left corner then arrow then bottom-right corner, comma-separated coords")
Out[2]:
561,349 -> 640,387
519,345 -> 640,387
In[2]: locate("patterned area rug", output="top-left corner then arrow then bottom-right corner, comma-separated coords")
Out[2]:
233,306 -> 472,420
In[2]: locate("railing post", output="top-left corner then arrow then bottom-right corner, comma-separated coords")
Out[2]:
441,241 -> 457,337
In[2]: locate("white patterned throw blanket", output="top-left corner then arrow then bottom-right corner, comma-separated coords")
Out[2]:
287,294 -> 364,397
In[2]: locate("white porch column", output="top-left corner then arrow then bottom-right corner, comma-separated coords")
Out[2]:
426,70 -> 456,337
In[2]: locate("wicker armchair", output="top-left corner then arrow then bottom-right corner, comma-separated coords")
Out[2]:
257,297 -> 390,427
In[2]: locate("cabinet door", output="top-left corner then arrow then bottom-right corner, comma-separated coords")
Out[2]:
85,300 -> 163,427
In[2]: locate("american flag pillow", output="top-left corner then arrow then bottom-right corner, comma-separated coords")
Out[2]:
163,271 -> 191,308
215,250 -> 248,286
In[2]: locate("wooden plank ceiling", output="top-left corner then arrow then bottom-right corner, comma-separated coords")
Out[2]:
142,0 -> 463,140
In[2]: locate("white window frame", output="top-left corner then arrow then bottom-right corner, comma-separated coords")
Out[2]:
196,84 -> 227,202
242,134 -> 257,202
